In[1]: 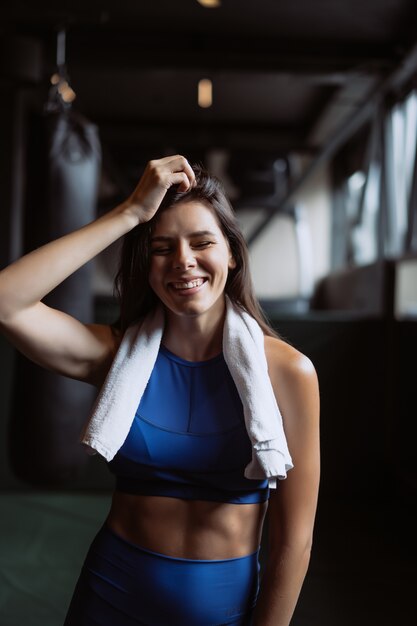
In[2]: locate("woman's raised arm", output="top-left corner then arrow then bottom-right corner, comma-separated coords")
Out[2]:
0,155 -> 195,386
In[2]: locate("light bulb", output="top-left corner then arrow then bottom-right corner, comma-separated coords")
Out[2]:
197,0 -> 221,7
198,78 -> 212,108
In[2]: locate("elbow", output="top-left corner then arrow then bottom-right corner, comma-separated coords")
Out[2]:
268,541 -> 312,577
0,296 -> 15,327
0,315 -> 9,332
269,533 -> 313,564
0,298 -> 29,328
0,310 -> 16,331
301,541 -> 313,567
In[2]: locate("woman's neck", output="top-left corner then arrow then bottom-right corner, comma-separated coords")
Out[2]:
162,300 -> 226,361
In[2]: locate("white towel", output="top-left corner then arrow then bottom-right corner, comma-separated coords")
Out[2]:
80,297 -> 293,488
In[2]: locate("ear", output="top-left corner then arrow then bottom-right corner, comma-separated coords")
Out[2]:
228,255 -> 237,270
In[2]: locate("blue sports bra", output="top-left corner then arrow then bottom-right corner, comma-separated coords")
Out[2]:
107,345 -> 270,504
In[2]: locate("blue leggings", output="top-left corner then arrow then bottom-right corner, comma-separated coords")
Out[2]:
64,524 -> 261,625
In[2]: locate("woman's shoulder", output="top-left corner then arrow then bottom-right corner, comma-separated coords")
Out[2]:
264,334 -> 318,389
264,335 -> 320,435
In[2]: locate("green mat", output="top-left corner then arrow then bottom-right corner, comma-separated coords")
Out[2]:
0,492 -> 112,626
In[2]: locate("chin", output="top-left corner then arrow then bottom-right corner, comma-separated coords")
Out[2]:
163,294 -> 224,318
169,302 -> 210,317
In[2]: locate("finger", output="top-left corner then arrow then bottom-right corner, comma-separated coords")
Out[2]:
164,155 -> 196,189
168,171 -> 191,192
183,158 -> 196,188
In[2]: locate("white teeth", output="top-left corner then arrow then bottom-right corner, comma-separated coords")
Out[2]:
172,278 -> 204,289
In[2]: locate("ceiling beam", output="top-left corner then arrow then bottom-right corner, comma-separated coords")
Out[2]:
247,41 -> 417,246
64,35 -> 398,75
99,121 -> 312,153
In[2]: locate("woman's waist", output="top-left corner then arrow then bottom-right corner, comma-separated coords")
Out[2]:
105,490 -> 268,560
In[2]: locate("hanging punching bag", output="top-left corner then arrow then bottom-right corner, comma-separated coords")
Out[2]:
9,108 -> 101,485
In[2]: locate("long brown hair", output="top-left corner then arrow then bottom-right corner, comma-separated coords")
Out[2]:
113,164 -> 279,338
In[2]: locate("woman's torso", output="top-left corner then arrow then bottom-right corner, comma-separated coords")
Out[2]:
103,340 -> 270,559
106,492 -> 268,559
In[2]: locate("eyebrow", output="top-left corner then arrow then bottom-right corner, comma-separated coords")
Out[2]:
150,230 -> 217,242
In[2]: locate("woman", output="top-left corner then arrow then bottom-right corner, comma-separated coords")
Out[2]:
0,155 -> 320,625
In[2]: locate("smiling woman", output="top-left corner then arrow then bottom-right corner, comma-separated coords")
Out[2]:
148,201 -> 236,327
0,155 -> 320,626
113,161 -> 275,342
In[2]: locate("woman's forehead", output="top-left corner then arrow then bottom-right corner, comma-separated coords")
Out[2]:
153,201 -> 223,236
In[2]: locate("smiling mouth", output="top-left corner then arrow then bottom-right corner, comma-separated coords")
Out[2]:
170,278 -> 206,290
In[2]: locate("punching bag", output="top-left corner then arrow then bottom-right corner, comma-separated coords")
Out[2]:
9,108 -> 101,485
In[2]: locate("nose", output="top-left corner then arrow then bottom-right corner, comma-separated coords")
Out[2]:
173,241 -> 196,270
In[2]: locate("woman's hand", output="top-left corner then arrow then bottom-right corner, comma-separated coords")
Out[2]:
122,155 -> 196,225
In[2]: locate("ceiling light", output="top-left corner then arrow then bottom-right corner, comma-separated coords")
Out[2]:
198,79 -> 212,108
197,0 -> 221,8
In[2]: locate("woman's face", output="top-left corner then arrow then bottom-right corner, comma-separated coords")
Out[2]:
148,201 -> 236,320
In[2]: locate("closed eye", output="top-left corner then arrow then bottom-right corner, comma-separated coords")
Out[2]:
192,241 -> 214,248
151,247 -> 172,255
151,241 -> 214,254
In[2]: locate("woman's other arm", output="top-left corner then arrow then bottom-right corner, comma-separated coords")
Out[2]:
252,337 -> 320,626
0,155 -> 196,387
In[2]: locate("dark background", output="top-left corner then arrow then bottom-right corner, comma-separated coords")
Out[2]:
1,2 -> 417,625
